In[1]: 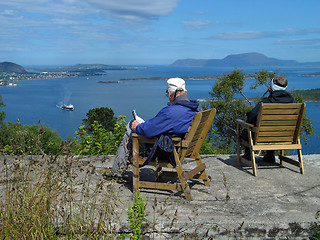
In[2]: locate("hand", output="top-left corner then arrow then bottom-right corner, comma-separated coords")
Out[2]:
131,120 -> 140,131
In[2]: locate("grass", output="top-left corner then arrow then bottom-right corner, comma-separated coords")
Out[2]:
0,154 -> 121,239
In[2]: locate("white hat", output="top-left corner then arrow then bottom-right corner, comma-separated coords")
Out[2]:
167,77 -> 186,92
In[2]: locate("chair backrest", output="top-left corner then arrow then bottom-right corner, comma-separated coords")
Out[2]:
180,108 -> 216,159
254,103 -> 305,145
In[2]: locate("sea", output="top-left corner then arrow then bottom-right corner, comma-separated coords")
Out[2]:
0,65 -> 319,154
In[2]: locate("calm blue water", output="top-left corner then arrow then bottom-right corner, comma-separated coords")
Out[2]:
0,66 -> 319,154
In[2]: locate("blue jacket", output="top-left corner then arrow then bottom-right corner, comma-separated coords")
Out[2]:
135,95 -> 199,138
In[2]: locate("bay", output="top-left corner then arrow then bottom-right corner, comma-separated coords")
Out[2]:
0,65 -> 319,154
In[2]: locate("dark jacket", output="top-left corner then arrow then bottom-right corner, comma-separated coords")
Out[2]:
246,90 -> 296,124
135,95 -> 199,138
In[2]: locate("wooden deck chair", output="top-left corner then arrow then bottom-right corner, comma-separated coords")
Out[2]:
131,108 -> 216,200
236,103 -> 306,176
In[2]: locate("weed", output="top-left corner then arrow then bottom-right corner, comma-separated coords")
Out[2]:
127,191 -> 147,240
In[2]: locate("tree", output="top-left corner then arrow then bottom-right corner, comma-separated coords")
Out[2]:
0,122 -> 63,155
203,69 -> 251,153
74,116 -> 127,155
82,107 -> 116,133
0,95 -> 6,125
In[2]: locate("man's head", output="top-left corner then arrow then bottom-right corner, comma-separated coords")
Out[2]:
166,77 -> 187,102
271,75 -> 288,91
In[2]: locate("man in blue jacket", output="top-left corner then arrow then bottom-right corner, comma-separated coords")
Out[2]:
112,77 -> 199,173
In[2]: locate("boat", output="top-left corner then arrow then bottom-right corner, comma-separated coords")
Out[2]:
61,104 -> 74,110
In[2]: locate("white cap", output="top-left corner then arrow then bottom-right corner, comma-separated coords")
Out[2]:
167,77 -> 186,92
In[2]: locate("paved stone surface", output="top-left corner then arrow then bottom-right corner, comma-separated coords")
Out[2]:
103,154 -> 320,239
1,154 -> 319,239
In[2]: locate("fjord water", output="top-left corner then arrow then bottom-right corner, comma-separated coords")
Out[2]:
0,66 -> 319,154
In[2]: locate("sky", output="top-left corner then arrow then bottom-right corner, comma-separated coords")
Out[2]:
1,0 -> 320,66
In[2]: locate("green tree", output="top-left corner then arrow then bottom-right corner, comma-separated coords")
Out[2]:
204,69 -> 251,153
74,115 -> 127,155
82,107 -> 116,133
0,122 -> 63,155
0,95 -> 6,125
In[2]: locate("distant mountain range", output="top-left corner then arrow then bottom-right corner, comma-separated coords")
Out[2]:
0,62 -> 27,73
171,52 -> 320,68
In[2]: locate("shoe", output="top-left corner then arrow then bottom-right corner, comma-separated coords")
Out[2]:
263,154 -> 275,163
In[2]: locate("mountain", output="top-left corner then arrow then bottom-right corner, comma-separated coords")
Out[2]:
0,62 -> 28,73
171,52 -> 320,68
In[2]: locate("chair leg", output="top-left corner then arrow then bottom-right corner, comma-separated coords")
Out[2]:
297,149 -> 304,174
280,150 -> 284,165
250,149 -> 257,177
236,125 -> 241,166
236,144 -> 242,166
132,137 -> 140,194
193,154 -> 210,186
174,151 -> 192,200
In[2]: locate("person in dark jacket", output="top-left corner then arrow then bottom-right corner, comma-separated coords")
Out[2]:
112,77 -> 199,173
242,75 -> 296,162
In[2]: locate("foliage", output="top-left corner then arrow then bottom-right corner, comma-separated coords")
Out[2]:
0,122 -> 63,155
127,191 -> 147,240
0,95 -> 6,125
204,69 -> 251,153
249,69 -> 277,90
293,88 -> 320,102
200,128 -> 221,154
74,115 -> 126,155
290,91 -> 315,141
82,107 -> 116,133
309,211 -> 320,240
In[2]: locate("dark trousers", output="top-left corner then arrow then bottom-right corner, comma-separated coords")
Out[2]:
241,129 -> 275,157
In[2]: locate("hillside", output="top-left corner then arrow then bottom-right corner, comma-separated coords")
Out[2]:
0,62 -> 28,73
293,88 -> 320,101
171,52 -> 320,68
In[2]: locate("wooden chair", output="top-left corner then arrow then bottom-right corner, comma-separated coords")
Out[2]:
236,103 -> 306,176
131,108 -> 216,200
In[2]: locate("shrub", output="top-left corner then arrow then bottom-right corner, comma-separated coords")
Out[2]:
74,116 -> 126,155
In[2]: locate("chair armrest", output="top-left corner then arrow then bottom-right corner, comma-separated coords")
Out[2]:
132,133 -> 184,146
132,133 -> 157,144
236,119 -> 254,128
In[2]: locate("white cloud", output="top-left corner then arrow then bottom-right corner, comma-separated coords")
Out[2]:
213,31 -> 273,40
89,0 -> 180,24
276,38 -> 320,45
180,19 -> 217,31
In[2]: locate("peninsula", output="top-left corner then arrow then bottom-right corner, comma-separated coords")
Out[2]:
0,62 -> 139,85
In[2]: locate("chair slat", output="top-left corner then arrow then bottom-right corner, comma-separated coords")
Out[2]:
262,103 -> 302,109
263,109 -> 301,115
258,131 -> 295,137
259,126 -> 297,131
257,136 -> 294,142
261,115 -> 299,121
260,121 -> 298,126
